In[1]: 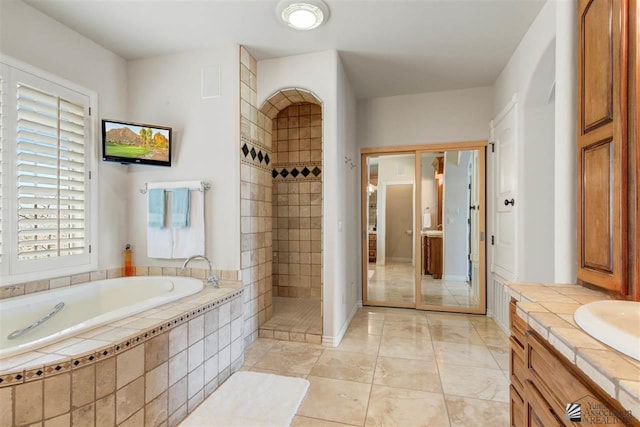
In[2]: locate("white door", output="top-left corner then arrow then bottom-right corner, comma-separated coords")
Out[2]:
470,150 -> 481,301
491,103 -> 518,280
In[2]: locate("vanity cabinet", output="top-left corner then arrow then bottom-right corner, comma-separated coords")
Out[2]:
422,235 -> 443,278
577,0 -> 639,298
368,233 -> 377,263
509,300 -> 639,427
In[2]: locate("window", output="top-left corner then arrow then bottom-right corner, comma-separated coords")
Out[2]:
0,58 -> 96,284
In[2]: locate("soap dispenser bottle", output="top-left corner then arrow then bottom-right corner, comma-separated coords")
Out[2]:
123,244 -> 134,276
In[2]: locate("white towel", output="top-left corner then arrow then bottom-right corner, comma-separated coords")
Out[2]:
147,193 -> 173,257
172,190 -> 205,258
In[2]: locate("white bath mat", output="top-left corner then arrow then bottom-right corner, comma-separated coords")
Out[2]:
368,269 -> 375,279
179,371 -> 310,427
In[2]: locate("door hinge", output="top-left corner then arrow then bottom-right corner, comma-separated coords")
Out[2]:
89,171 -> 92,180
89,107 -> 92,116
490,142 -> 495,153
89,245 -> 92,253
491,235 -> 495,245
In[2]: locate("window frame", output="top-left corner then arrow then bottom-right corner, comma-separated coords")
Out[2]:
0,55 -> 98,286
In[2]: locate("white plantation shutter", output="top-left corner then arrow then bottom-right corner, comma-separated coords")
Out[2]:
16,83 -> 87,260
0,74 -> 4,264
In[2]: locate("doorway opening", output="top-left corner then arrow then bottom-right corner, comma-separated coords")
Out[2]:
257,89 -> 324,343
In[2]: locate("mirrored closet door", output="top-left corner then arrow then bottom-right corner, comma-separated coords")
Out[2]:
361,143 -> 486,314
362,153 -> 417,308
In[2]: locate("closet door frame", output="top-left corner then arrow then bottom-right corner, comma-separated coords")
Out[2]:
361,140 -> 487,314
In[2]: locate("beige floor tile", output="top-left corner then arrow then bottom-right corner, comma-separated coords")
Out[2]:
445,395 -> 509,426
382,321 -> 431,339
429,324 -> 485,345
334,333 -> 381,355
242,338 -> 277,367
438,363 -> 509,402
252,341 -> 323,376
488,346 -> 510,371
291,415 -> 358,426
365,384 -> 450,427
310,349 -> 377,383
347,318 -> 384,335
373,356 -> 441,393
298,376 -> 371,426
379,335 -> 434,360
432,341 -> 500,369
427,312 -> 473,327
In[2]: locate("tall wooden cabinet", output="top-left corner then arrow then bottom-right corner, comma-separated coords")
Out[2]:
577,0 -> 638,297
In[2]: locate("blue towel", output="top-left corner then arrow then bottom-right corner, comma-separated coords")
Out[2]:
148,189 -> 165,228
172,188 -> 191,229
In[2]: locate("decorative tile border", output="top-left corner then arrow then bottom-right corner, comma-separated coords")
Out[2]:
271,165 -> 322,180
0,288 -> 243,388
241,136 -> 272,172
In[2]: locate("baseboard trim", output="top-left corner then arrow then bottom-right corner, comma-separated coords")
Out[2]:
322,302 -> 360,347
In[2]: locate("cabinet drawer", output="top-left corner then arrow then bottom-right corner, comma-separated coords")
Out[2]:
510,385 -> 525,427
526,380 -> 563,427
509,300 -> 527,346
510,337 -> 526,396
526,331 -> 624,426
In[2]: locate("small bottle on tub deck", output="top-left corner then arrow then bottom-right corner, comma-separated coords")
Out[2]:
123,244 -> 134,276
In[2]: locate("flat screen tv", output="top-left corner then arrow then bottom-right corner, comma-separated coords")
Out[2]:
102,119 -> 172,166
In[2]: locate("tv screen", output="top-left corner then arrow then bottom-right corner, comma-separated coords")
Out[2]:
102,119 -> 172,166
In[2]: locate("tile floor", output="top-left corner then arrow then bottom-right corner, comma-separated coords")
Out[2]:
367,262 -> 480,309
243,306 -> 510,426
259,297 -> 322,343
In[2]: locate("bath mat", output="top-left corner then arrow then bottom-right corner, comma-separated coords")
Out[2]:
368,269 -> 375,279
179,371 -> 310,427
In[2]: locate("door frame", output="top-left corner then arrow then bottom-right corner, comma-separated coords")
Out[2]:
361,141 -> 488,314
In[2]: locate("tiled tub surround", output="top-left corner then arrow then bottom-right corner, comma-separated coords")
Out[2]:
1,276 -> 203,358
0,283 -> 244,427
505,282 -> 640,418
0,266 -> 240,301
271,103 -> 323,299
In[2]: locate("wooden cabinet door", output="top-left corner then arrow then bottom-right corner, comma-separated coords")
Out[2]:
577,0 -> 628,293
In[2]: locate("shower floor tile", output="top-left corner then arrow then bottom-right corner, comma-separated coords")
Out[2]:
260,297 -> 322,344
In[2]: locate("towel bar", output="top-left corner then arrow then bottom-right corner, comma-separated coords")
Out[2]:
140,181 -> 210,194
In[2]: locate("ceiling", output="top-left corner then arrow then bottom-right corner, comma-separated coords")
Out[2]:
22,0 -> 546,99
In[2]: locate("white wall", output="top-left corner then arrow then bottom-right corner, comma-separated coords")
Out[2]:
491,0 -> 576,284
126,47 -> 240,271
0,0 -> 130,271
443,151 -> 471,280
258,50 -> 358,345
358,87 -> 492,148
336,56 -> 359,336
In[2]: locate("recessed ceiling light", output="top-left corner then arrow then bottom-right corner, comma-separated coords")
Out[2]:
276,0 -> 330,31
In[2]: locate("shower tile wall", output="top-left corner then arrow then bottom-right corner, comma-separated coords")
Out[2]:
239,47 -> 273,345
272,104 -> 323,299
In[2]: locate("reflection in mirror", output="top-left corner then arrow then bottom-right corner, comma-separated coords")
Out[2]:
366,154 -> 416,306
420,150 -> 481,309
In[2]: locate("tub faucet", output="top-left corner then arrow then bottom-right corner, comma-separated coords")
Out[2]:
182,255 -> 219,288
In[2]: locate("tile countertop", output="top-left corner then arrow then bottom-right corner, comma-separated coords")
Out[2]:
504,282 -> 640,418
0,280 -> 243,375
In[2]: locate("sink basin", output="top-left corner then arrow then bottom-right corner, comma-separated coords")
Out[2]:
574,300 -> 640,361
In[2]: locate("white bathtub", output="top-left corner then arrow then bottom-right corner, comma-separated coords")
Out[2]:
0,276 -> 203,358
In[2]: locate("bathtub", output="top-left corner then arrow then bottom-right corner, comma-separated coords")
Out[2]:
0,276 -> 203,358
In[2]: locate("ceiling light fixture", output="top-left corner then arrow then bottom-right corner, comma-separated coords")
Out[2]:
276,0 -> 330,31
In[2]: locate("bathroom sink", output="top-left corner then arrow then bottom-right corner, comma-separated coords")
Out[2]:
574,300 -> 640,361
